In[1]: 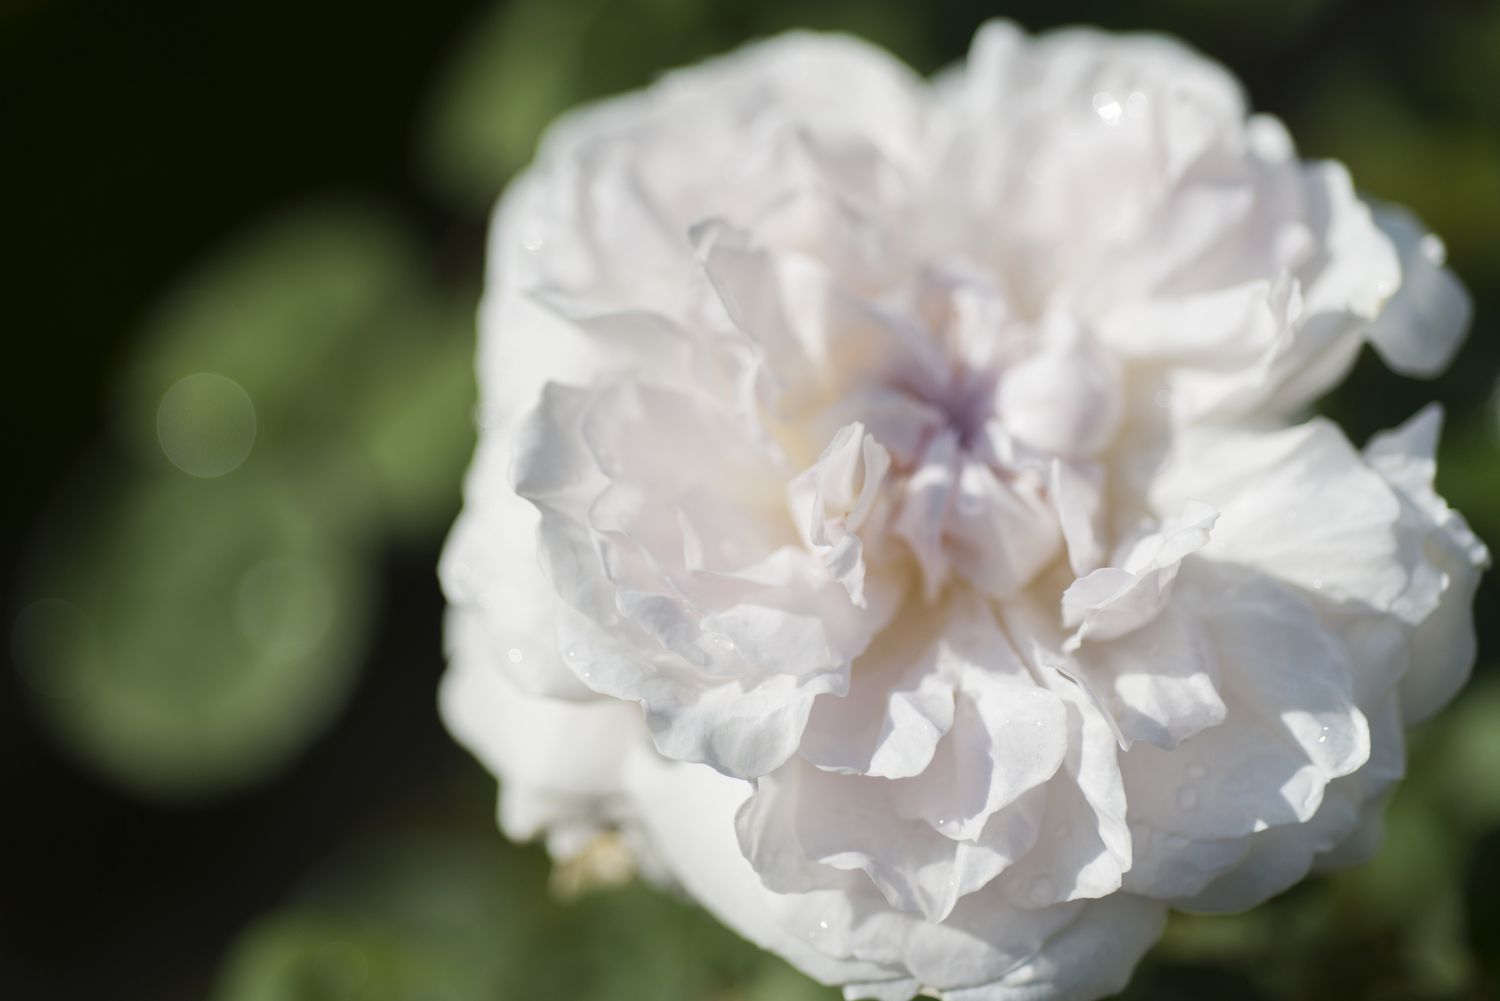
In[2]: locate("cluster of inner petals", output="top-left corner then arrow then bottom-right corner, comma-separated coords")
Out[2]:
782,267 -> 1117,614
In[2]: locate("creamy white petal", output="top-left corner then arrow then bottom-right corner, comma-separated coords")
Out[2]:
1366,205 -> 1470,377
1061,501 -> 1217,649
1364,406 -> 1490,723
1152,418 -> 1420,616
942,894 -> 1166,1001
800,599 -> 958,780
1074,602 -> 1225,750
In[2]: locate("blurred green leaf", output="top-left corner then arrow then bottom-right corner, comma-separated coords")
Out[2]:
1119,961 -> 1267,1001
1465,828 -> 1500,983
1424,674 -> 1500,835
1436,419 -> 1500,547
20,470 -> 370,798
420,0 -> 934,208
1157,908 -> 1273,965
212,832 -> 835,1001
215,914 -> 485,1001
347,295 -> 476,536
422,0 -> 610,207
122,202 -> 424,446
117,201 -> 478,539
21,194 -> 481,798
1292,66 -> 1500,283
1335,784 -> 1459,923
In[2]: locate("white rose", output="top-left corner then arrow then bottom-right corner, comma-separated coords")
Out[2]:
439,21 -> 1487,1001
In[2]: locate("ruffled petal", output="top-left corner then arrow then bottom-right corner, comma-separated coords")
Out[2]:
1364,406 -> 1490,723
1061,501 -> 1217,649
1366,206 -> 1471,376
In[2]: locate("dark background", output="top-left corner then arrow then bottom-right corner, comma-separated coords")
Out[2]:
4,2 -> 1498,1000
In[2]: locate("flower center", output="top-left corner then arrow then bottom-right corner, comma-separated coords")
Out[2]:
890,363 -> 1000,457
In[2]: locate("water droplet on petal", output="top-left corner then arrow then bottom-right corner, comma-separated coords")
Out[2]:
1125,91 -> 1149,118
1028,875 -> 1055,905
565,641 -> 590,663
1092,91 -> 1122,123
507,648 -> 523,664
1418,233 -> 1446,266
1317,726 -> 1329,744
710,633 -> 735,651
1176,786 -> 1199,810
1187,762 -> 1207,780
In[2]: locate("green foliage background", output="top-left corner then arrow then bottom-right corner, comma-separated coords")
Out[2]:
3,1 -> 1497,999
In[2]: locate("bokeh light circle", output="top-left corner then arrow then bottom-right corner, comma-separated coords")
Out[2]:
156,372 -> 257,477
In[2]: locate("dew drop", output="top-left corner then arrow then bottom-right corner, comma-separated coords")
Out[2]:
1028,876 -> 1055,905
1312,577 -> 1325,591
1092,91 -> 1122,123
1154,389 -> 1172,409
710,633 -> 736,651
1176,786 -> 1199,810
1187,762 -> 1207,780
1317,726 -> 1329,744
1418,233 -> 1447,266
507,648 -> 523,664
565,642 -> 590,663
1125,91 -> 1149,118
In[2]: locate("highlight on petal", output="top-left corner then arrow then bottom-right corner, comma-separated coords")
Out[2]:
1363,406 -> 1491,724
789,421 -> 893,607
1366,206 -> 1471,378
1061,501 -> 1217,650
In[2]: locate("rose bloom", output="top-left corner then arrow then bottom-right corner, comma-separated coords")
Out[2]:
439,21 -> 1487,1001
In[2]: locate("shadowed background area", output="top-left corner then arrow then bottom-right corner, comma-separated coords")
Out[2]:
3,1 -> 1498,999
